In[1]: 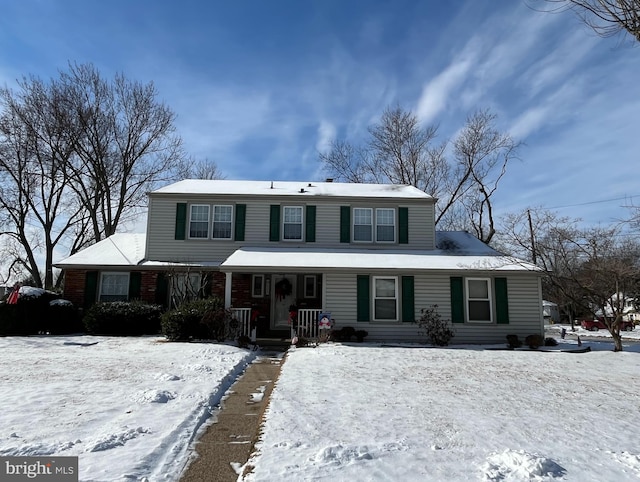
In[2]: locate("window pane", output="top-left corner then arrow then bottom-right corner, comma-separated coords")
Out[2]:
305,276 -> 316,297
284,207 -> 302,223
214,205 -> 232,222
252,275 -> 264,297
283,223 -> 302,239
375,278 -> 396,297
377,225 -> 395,242
375,299 -> 397,320
468,279 -> 489,299
469,300 -> 491,321
354,225 -> 372,241
354,209 -> 372,224
100,273 -> 128,301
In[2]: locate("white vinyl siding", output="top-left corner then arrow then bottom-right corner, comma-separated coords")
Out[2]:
99,272 -> 129,302
353,208 -> 373,242
144,196 -> 437,262
189,205 -> 210,239
283,206 -> 303,241
212,205 -> 233,239
376,208 -> 395,243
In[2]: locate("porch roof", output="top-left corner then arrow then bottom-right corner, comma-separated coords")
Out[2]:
220,247 -> 540,273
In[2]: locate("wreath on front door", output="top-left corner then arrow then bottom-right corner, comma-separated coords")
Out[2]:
275,278 -> 292,301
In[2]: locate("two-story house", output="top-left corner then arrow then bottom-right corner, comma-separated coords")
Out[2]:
55,179 -> 543,343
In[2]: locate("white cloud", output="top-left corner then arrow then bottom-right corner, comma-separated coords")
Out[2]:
315,120 -> 336,154
415,42 -> 477,124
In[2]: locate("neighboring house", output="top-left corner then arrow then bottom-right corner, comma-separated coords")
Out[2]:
596,293 -> 638,323
542,300 -> 560,324
55,180 -> 543,343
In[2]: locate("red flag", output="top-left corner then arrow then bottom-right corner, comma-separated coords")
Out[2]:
7,283 -> 20,305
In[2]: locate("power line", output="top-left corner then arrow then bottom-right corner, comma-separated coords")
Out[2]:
545,195 -> 638,210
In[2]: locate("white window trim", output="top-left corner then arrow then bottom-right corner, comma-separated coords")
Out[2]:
212,204 -> 234,240
353,207 -> 373,243
304,275 -> 316,298
252,274 -> 265,298
372,276 -> 398,322
99,272 -> 130,302
188,204 -> 211,240
465,277 -> 493,323
282,205 -> 304,242
375,208 -> 396,243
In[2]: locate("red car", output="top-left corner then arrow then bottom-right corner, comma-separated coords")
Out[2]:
580,318 -> 635,332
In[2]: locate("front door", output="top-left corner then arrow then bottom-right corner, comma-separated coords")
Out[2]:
272,275 -> 296,330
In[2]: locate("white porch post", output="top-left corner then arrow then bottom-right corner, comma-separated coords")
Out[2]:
224,272 -> 232,309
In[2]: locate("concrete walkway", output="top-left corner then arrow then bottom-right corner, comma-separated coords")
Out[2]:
180,351 -> 286,482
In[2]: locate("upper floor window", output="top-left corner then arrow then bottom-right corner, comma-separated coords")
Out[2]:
283,206 -> 303,240
189,205 -> 210,239
353,208 -> 373,242
99,272 -> 129,302
466,278 -> 492,323
376,208 -> 395,242
213,205 -> 233,239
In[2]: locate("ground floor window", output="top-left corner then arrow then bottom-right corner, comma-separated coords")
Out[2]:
99,272 -> 129,302
373,276 -> 398,321
466,277 -> 492,323
170,272 -> 202,306
304,275 -> 316,298
252,274 -> 265,297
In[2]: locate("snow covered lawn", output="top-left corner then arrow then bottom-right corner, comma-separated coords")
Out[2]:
244,340 -> 640,481
0,336 -> 254,481
2,335 -> 640,481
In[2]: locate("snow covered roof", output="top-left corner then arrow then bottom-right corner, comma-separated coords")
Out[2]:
54,233 -> 147,268
150,180 -> 434,200
220,247 -> 539,273
435,231 -> 500,255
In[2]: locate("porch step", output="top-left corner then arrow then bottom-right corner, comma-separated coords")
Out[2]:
253,338 -> 291,352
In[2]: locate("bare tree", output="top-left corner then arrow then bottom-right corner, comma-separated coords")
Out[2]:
532,0 -> 640,42
62,63 -> 185,242
178,157 -> 225,180
0,76 -> 84,289
499,208 -> 640,351
0,63 -> 189,289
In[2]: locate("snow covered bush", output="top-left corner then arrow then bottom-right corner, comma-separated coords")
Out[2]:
161,297 -> 233,341
0,287 -> 68,335
417,305 -> 455,346
83,301 -> 162,336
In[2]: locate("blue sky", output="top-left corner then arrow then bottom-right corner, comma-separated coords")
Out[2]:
1,0 -> 638,230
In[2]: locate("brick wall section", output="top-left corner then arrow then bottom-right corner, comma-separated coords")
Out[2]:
62,270 -> 87,308
140,271 -> 158,304
210,271 -> 226,299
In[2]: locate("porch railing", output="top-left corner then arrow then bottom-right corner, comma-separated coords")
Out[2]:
231,308 -> 254,340
296,309 -> 322,339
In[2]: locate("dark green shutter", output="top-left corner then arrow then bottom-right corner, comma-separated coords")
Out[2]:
357,275 -> 370,322
340,206 -> 350,243
450,277 -> 465,323
84,271 -> 98,308
269,205 -> 280,241
235,204 -> 246,241
399,207 -> 409,244
495,277 -> 509,324
128,272 -> 142,299
155,273 -> 169,306
175,203 -> 187,240
401,276 -> 415,322
306,205 -> 316,242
